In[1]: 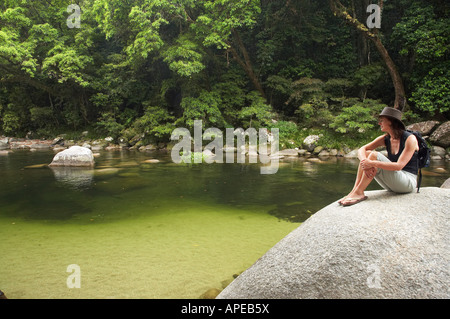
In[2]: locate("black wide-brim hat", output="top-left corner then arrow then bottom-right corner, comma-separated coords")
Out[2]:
379,107 -> 406,130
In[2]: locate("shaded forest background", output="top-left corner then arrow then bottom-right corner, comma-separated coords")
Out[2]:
0,0 -> 448,149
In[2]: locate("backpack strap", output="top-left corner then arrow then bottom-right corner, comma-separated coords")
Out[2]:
415,138 -> 420,193
417,168 -> 422,193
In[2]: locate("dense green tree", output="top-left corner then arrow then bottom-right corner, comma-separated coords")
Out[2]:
329,0 -> 408,110
390,0 -> 449,117
0,0 -> 447,141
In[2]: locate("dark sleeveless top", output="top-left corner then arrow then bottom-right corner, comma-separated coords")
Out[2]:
384,131 -> 418,175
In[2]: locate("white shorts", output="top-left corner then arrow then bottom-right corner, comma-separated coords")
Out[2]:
374,152 -> 417,193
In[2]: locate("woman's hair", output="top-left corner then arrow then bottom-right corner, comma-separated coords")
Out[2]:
380,116 -> 404,139
389,119 -> 404,139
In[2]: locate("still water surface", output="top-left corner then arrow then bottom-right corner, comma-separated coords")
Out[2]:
0,150 -> 447,298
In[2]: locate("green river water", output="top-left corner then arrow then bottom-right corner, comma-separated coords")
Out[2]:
0,149 -> 448,299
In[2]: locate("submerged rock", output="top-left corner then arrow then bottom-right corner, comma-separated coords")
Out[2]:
268,204 -> 314,223
199,288 -> 222,299
94,168 -> 120,176
142,159 -> 160,163
24,164 -> 48,169
218,187 -> 450,299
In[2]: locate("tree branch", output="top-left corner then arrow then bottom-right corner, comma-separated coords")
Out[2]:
330,0 -> 377,38
0,64 -> 59,97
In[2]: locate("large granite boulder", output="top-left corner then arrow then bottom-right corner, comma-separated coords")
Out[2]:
49,146 -> 95,167
430,121 -> 450,148
217,187 -> 449,299
406,121 -> 440,136
441,178 -> 450,189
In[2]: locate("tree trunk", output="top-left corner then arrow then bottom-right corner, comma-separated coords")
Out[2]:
229,29 -> 267,100
329,0 -> 407,110
355,0 -> 370,66
369,35 -> 407,110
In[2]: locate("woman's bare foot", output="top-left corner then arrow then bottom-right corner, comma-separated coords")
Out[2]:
341,195 -> 368,207
338,196 -> 348,205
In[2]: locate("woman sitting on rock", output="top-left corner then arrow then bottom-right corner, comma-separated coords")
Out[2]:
339,107 -> 419,206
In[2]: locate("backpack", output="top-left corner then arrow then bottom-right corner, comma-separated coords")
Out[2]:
406,130 -> 431,192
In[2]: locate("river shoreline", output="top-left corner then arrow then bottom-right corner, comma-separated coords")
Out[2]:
1,134 -> 449,163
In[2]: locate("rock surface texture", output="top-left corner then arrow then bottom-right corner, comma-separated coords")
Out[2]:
217,187 -> 450,299
49,146 -> 95,167
441,178 -> 450,189
430,121 -> 450,148
406,121 -> 440,136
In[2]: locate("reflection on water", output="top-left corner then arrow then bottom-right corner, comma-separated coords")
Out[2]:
0,149 -> 448,298
50,167 -> 94,190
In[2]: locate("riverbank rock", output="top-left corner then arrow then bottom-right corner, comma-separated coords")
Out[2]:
344,149 -> 359,158
431,146 -> 446,159
406,121 -> 440,136
217,187 -> 449,299
30,142 -> 51,150
0,137 -> 9,150
278,149 -> 299,157
430,121 -> 450,148
48,146 -> 95,167
303,135 -> 320,152
51,137 -> 65,146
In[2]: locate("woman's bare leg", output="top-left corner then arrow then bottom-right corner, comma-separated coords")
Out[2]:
339,151 -> 378,205
338,160 -> 365,204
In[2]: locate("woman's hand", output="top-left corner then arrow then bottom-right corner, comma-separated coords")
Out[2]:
361,159 -> 377,178
364,167 -> 377,179
361,158 -> 375,170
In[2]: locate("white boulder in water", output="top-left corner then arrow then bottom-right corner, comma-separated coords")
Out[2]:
49,146 -> 95,167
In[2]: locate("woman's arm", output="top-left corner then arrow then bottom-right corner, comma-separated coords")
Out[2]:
358,135 -> 386,161
364,135 -> 417,171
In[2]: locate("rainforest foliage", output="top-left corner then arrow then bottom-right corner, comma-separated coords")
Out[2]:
0,0 -> 448,147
